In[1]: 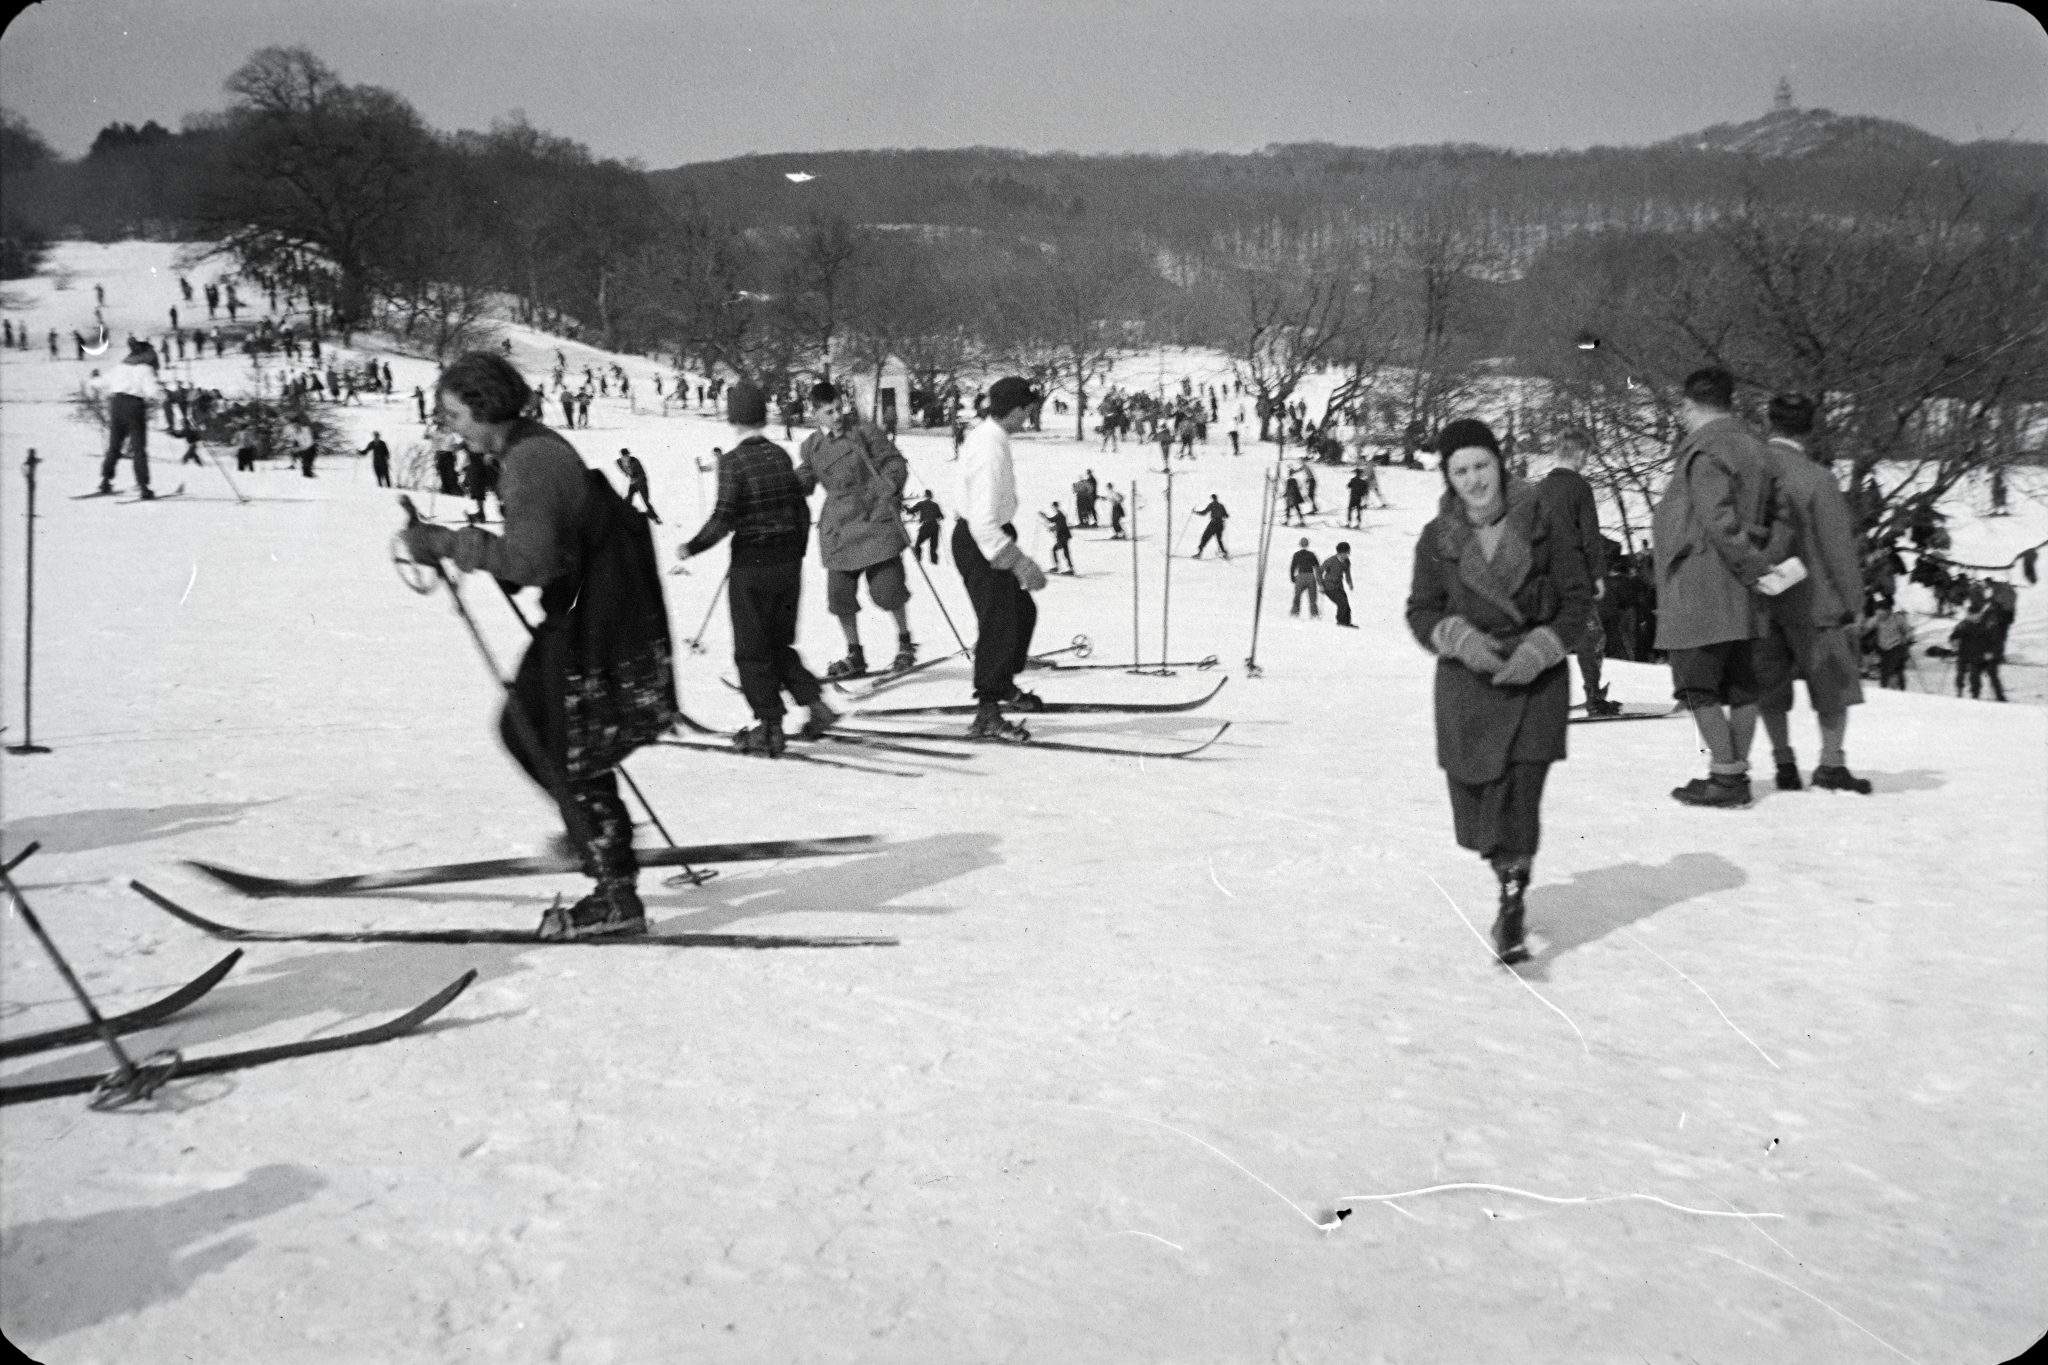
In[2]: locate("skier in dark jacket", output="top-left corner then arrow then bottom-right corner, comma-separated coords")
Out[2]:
362,432 -> 392,488
1042,504 -> 1075,574
1194,496 -> 1230,558
1289,539 -> 1320,617
617,448 -> 659,522
906,489 -> 944,564
1320,542 -> 1356,626
399,351 -> 678,940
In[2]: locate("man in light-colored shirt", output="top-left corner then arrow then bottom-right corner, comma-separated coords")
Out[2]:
953,376 -> 1049,740
92,338 -> 164,497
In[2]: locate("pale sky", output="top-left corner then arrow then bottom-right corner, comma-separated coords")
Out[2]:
2,0 -> 2044,166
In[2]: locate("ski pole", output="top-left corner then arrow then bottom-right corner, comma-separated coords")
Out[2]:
906,547 -> 972,658
684,567 -> 729,654
1128,485 -> 1142,670
1,846 -> 171,1108
492,581 -> 711,888
207,446 -> 250,504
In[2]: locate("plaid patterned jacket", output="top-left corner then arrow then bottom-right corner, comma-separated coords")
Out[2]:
683,435 -> 811,565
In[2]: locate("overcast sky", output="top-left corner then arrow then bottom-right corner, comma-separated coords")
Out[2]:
3,0 -> 2044,166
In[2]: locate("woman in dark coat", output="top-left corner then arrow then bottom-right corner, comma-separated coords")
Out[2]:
1405,418 -> 1593,963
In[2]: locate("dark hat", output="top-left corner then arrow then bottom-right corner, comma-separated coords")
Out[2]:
809,379 -> 839,405
1336,542 -> 1350,554
726,380 -> 769,427
1767,391 -> 1817,437
1436,417 -> 1500,459
987,376 -> 1038,417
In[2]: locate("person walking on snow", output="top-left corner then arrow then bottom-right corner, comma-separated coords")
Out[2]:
616,448 -> 660,522
1289,539 -> 1321,617
1193,495 -> 1230,558
1042,504 -> 1075,574
1321,541 -> 1356,626
399,351 -> 678,940
677,381 -> 836,756
798,379 -> 918,679
1282,472 -> 1307,526
954,377 -> 1050,740
906,489 -> 944,565
1404,417 -> 1593,965
1107,484 -> 1126,539
362,431 -> 392,488
92,337 -> 164,497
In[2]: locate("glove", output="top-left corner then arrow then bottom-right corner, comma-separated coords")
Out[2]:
1754,557 -> 1808,597
1492,625 -> 1567,688
1430,616 -> 1505,676
398,521 -> 455,565
1013,556 -> 1049,592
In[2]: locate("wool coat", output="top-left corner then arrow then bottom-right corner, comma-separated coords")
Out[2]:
1406,480 -> 1594,784
1763,438 -> 1863,628
797,419 -> 910,571
1651,415 -> 1793,650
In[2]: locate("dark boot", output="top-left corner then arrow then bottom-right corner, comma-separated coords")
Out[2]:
968,703 -> 1031,742
537,879 -> 646,940
823,646 -> 868,681
732,722 -> 786,757
1673,772 -> 1752,808
1490,858 -> 1531,965
1810,765 -> 1873,794
890,635 -> 917,673
1775,755 -> 1804,791
798,699 -> 839,740
1003,685 -> 1044,711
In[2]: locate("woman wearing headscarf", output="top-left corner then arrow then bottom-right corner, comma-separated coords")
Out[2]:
1405,418 -> 1594,963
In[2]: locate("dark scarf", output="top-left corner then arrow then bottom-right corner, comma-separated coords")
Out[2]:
1433,478 -> 1541,633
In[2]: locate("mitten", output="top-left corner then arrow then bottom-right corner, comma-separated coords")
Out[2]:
398,521 -> 454,564
1493,625 -> 1567,687
1431,615 -> 1505,676
1013,556 -> 1049,592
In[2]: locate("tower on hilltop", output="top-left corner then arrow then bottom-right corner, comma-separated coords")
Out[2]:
1773,76 -> 1795,114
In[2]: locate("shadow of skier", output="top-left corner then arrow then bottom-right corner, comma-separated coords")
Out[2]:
1520,850 -> 1748,982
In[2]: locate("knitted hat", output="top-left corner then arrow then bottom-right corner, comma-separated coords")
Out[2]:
809,379 -> 839,405
1436,417 -> 1500,459
726,381 -> 769,427
987,376 -> 1038,417
1767,392 -> 1816,437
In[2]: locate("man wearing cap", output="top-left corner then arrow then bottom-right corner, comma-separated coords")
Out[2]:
679,381 -> 835,757
91,337 -> 164,497
617,447 -> 659,522
798,379 -> 917,679
1753,393 -> 1871,793
955,376 -> 1050,741
1652,366 -> 1799,808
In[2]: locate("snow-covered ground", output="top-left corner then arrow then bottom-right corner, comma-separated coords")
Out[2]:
1,242 -> 2043,1363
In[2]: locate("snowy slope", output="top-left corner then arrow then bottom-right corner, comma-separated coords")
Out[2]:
1,242 -> 2043,1363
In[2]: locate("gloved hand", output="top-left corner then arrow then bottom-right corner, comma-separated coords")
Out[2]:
1013,556 -> 1049,592
1431,615 -> 1505,676
398,521 -> 455,565
1492,625 -> 1567,688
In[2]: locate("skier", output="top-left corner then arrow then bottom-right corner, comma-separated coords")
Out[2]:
1282,472 -> 1307,526
1864,600 -> 1912,690
462,447 -> 492,521
955,376 -> 1050,740
1405,416 -> 1592,965
1107,484 -> 1126,539
1042,504 -> 1075,574
676,380 -> 836,756
1321,541 -> 1356,627
400,350 -> 678,940
1539,431 -> 1619,716
289,412 -> 319,478
414,386 -> 429,424
91,337 -> 164,498
1301,463 -> 1319,514
798,380 -> 916,679
1288,539 -> 1320,617
906,489 -> 944,565
1193,495 -> 1230,559
616,448 -> 660,522
1073,470 -> 1098,527
362,431 -> 392,488
1950,606 -> 2006,701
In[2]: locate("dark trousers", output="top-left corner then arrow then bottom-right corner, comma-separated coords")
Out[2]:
373,457 -> 390,487
502,621 -> 636,885
1050,539 -> 1073,572
953,519 -> 1038,702
1449,760 -> 1550,861
1325,582 -> 1351,625
626,483 -> 660,522
1291,575 -> 1319,616
915,523 -> 942,564
729,559 -> 822,723
300,447 -> 317,477
100,394 -> 150,490
1195,523 -> 1227,557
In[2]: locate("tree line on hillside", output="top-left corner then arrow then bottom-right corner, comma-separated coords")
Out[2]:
3,46 -> 2043,572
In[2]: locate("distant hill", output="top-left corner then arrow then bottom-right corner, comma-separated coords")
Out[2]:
1664,105 -> 1954,159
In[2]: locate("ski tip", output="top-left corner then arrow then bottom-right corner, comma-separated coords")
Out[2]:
182,858 -> 272,897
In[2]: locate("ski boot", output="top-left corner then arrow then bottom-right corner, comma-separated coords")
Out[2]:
824,646 -> 868,681
1490,858 -> 1531,965
537,880 -> 647,940
1810,765 -> 1873,794
732,722 -> 786,757
890,634 -> 917,674
1003,684 -> 1045,712
1774,754 -> 1804,791
1583,689 -> 1623,718
799,699 -> 840,741
136,487 -> 155,501
968,703 -> 1031,743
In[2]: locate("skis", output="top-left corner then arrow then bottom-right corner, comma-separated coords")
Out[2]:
854,676 -> 1226,717
119,487 -> 186,504
673,711 -> 969,761
0,963 -> 476,1107
1025,654 -> 1219,673
837,721 -> 1231,759
132,881 -> 898,950
657,736 -> 923,778
70,489 -> 119,500
185,834 -> 884,899
0,950 -> 243,1059
826,651 -> 958,697
1571,703 -> 1684,724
